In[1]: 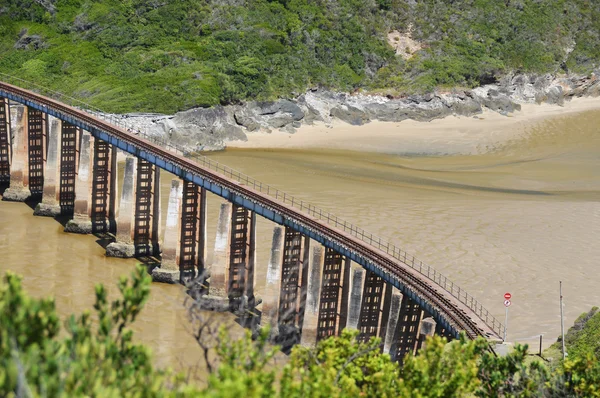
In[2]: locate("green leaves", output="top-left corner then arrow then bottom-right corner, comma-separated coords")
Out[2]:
2,265 -> 600,397
0,265 -> 189,397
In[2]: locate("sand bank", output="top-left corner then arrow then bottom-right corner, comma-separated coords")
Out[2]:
227,97 -> 600,154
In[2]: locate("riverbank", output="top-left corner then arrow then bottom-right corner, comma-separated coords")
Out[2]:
115,72 -> 600,152
227,97 -> 600,154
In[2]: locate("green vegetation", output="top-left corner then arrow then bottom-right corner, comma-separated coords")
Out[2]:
553,306 -> 600,360
0,0 -> 599,114
1,266 -> 600,396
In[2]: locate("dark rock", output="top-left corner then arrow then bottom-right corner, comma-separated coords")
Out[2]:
481,94 -> 521,113
2,187 -> 31,202
151,268 -> 180,284
544,86 -> 565,106
14,30 -> 47,50
194,295 -> 231,311
106,242 -> 136,258
449,97 -> 483,117
64,219 -> 93,234
215,124 -> 247,142
363,103 -> 405,122
280,124 -> 296,134
33,203 -> 61,217
234,111 -> 260,131
330,105 -> 369,125
585,80 -> 600,97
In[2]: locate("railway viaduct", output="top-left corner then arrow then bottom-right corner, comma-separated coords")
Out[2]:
0,77 -> 504,360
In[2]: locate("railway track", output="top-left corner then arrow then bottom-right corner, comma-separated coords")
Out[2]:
0,80 -> 499,341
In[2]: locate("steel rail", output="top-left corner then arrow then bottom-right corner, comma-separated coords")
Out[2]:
0,78 -> 503,340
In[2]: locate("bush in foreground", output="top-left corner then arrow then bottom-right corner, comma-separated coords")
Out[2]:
1,266 -> 599,397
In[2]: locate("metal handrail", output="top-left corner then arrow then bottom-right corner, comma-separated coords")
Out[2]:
0,72 -> 505,337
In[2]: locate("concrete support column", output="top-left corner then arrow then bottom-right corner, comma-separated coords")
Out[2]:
241,211 -> 257,310
347,266 -> 365,330
338,257 -> 351,332
106,156 -> 137,257
297,236 -> 311,334
299,244 -> 324,347
197,187 -> 207,278
34,117 -> 61,216
108,145 -> 118,233
383,288 -> 403,354
378,283 -> 394,341
209,202 -> 233,298
152,179 -> 182,283
0,97 -> 11,182
416,317 -> 437,352
3,105 -> 31,201
151,167 -> 161,255
262,226 -> 285,328
64,131 -> 94,233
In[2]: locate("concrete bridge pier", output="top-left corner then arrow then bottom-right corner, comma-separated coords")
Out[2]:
261,225 -> 284,329
64,131 -> 94,233
299,244 -> 324,347
153,180 -> 207,284
383,288 -> 403,354
416,317 -> 437,352
106,156 -> 137,257
107,157 -> 160,257
0,97 -> 11,183
150,165 -> 161,255
152,178 -> 182,283
3,105 -> 31,201
347,265 -> 365,330
34,117 -> 61,216
262,227 -> 310,346
208,202 -> 233,300
203,203 -> 256,311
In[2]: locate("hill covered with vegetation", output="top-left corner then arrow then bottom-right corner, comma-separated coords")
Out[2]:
0,0 -> 599,113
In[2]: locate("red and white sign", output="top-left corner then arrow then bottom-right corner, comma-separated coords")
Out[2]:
504,292 -> 512,300
504,299 -> 512,307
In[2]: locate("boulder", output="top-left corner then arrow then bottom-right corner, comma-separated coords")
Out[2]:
330,105 -> 369,125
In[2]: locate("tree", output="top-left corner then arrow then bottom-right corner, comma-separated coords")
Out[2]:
0,265 -> 195,397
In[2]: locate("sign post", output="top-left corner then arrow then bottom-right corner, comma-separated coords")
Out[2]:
503,293 -> 511,342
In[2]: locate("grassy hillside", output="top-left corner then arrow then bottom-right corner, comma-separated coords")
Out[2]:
0,0 -> 599,114
548,307 -> 600,361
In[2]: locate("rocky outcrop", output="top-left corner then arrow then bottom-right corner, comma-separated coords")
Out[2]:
14,29 -> 48,50
113,70 -> 600,152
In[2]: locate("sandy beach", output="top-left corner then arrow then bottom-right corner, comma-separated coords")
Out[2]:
228,97 -> 600,154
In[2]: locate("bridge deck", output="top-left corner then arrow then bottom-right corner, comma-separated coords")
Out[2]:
0,80 -> 503,341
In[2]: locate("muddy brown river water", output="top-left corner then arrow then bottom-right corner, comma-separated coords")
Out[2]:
1,108 -> 599,370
